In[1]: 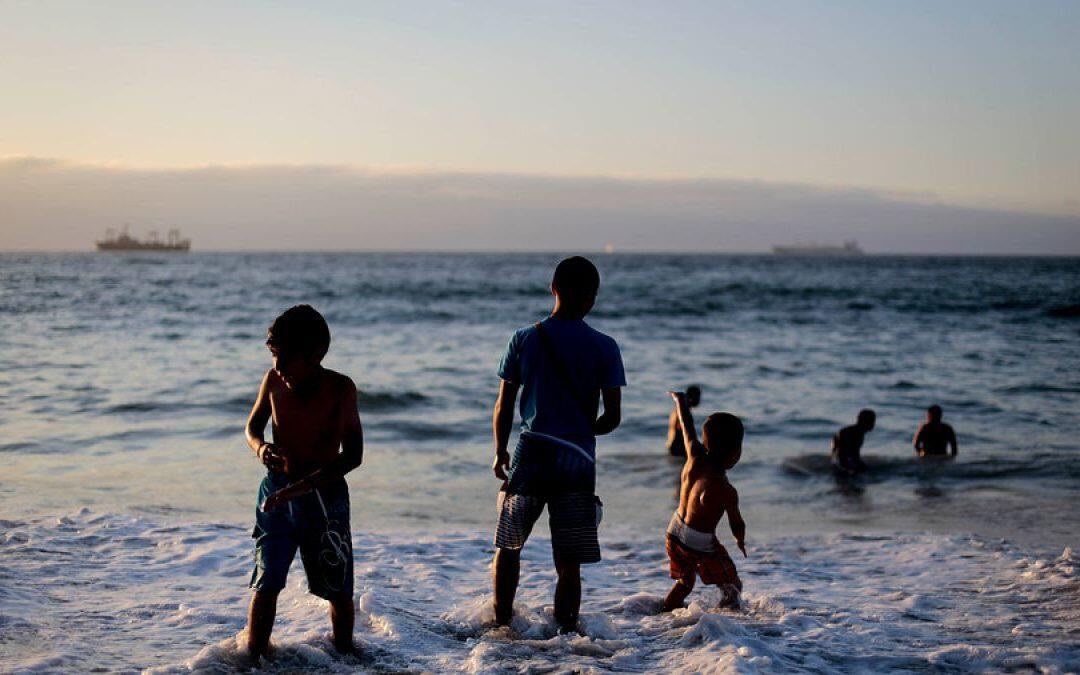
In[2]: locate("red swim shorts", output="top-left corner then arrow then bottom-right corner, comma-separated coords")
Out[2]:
666,535 -> 742,590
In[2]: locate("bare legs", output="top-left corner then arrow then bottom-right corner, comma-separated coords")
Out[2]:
493,547 -> 520,626
246,590 -> 356,660
329,596 -> 356,654
662,574 -> 695,612
553,558 -> 581,633
246,589 -> 278,659
493,548 -> 582,634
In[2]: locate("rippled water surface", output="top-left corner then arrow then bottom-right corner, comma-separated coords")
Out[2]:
3,252 -> 1078,543
1,252 -> 1078,672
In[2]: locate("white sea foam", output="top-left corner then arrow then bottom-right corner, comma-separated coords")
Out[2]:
0,511 -> 1077,673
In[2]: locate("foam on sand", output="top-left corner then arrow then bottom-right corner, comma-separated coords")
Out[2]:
1,511 -> 1077,673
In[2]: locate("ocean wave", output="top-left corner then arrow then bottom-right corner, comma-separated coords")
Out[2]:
2,510 -> 1075,673
998,382 -> 1080,395
102,395 -> 255,417
1046,303 -> 1080,318
355,389 -> 428,410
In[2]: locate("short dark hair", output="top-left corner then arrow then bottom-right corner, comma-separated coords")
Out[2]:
552,256 -> 600,300
858,409 -> 877,425
702,412 -> 743,463
928,405 -> 943,421
266,305 -> 330,360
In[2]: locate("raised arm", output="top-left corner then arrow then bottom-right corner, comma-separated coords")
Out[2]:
594,387 -> 621,436
246,370 -> 283,472
725,483 -> 747,558
492,379 -> 520,480
669,391 -> 701,456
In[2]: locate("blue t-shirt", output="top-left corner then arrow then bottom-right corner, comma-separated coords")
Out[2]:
497,316 -> 626,453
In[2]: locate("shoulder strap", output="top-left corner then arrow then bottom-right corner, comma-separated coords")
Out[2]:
533,321 -> 597,424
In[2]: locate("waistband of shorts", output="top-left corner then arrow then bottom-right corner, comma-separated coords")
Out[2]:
667,511 -> 716,553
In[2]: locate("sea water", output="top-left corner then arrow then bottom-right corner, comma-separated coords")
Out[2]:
1,252 -> 1078,672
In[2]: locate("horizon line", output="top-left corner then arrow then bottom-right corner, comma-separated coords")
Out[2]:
3,247 -> 1080,259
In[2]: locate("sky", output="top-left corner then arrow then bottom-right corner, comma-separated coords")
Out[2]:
2,1 -> 1079,252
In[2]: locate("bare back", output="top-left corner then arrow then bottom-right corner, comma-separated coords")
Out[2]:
668,392 -> 746,554
914,421 -> 957,456
678,447 -> 734,534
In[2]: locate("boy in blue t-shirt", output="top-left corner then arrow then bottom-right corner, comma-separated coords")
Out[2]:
490,256 -> 626,634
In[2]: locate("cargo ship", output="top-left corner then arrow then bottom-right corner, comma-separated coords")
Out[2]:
772,240 -> 863,256
96,226 -> 191,252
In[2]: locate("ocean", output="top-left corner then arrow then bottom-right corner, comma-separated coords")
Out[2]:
1,252 -> 1078,673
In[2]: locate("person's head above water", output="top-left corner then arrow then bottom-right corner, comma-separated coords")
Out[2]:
702,412 -> 743,470
551,256 -> 600,319
927,404 -> 943,423
686,385 -> 702,407
266,304 -> 330,389
857,408 -> 877,431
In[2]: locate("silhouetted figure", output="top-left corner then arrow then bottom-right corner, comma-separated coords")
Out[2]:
831,409 -> 876,475
662,392 -> 746,612
242,305 -> 364,661
490,256 -> 625,634
666,385 -> 702,456
913,405 -> 957,458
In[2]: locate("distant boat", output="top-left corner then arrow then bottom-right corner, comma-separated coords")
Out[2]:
96,226 -> 191,252
772,240 -> 863,256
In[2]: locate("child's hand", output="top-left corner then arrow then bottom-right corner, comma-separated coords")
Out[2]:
492,450 -> 510,481
261,483 -> 302,512
668,391 -> 686,404
257,443 -> 286,472
737,540 -> 747,558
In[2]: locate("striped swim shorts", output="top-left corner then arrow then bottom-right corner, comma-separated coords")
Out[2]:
494,490 -> 602,564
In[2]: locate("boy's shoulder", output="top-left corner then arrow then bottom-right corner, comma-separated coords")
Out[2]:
561,319 -> 621,352
838,424 -> 859,438
264,368 -> 355,397
712,471 -> 737,500
322,368 -> 356,395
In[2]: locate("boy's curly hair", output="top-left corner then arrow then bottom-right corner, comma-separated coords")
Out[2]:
266,304 -> 331,360
702,412 -> 743,466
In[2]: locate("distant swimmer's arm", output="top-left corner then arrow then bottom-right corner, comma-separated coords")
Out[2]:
666,409 -> 680,449
246,370 -> 284,472
594,387 -> 622,436
261,379 -> 364,512
669,391 -> 700,458
913,424 -> 925,455
726,483 -> 747,558
949,426 -> 958,457
492,379 -> 520,481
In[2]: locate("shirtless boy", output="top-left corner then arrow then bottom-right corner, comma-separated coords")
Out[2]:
666,385 -> 701,456
831,409 -> 876,475
913,405 -> 958,458
662,391 -> 746,611
243,305 -> 364,660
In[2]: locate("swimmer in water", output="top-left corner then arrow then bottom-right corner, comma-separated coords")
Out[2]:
831,409 -> 876,474
913,405 -> 958,458
666,385 -> 702,457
